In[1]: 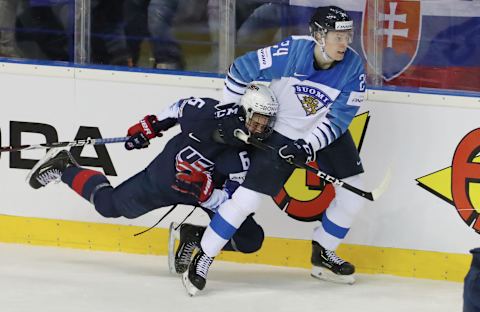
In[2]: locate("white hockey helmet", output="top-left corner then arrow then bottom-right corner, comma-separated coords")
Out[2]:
240,83 -> 279,139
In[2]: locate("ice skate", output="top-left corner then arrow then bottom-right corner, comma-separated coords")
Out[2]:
26,148 -> 78,189
167,222 -> 205,274
310,241 -> 355,285
182,249 -> 214,297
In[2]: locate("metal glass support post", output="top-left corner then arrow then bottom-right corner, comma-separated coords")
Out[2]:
74,0 -> 90,64
218,0 -> 236,74
365,0 -> 384,87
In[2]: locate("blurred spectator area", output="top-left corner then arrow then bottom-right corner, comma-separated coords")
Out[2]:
0,0 -> 478,94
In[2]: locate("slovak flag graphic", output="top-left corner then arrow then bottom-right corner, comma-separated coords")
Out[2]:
362,0 -> 422,81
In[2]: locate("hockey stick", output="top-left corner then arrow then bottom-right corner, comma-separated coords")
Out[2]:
234,129 -> 391,201
134,204 -> 178,236
0,137 -> 130,153
173,206 -> 198,231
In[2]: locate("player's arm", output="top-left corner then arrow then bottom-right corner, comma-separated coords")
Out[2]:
171,161 -> 242,212
224,37 -> 292,104
124,100 -> 181,150
199,149 -> 249,211
305,71 -> 366,152
279,66 -> 366,163
125,97 -> 220,149
200,179 -> 240,213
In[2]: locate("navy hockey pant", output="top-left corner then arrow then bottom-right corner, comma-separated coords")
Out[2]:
60,166 -> 264,254
464,248 -> 480,312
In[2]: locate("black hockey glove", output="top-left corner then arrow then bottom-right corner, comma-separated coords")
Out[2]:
278,139 -> 316,164
125,115 -> 177,150
215,104 -> 248,147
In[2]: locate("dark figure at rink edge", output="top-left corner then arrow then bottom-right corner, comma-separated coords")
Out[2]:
26,84 -> 280,273
464,248 -> 480,312
178,6 -> 368,296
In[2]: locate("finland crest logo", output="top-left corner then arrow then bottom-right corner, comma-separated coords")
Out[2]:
361,0 -> 422,81
294,85 -> 332,116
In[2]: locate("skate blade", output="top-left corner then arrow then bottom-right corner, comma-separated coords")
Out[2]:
25,147 -> 64,186
182,271 -> 200,297
168,222 -> 180,275
311,266 -> 355,285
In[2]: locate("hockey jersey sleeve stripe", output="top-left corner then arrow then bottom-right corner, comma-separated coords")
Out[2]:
323,122 -> 338,141
225,78 -> 247,96
227,71 -> 248,88
226,76 -> 247,91
224,83 -> 244,96
313,128 -> 329,149
318,125 -> 333,145
311,133 -> 322,150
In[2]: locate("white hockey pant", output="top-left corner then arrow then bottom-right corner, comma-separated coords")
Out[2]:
313,174 -> 365,251
201,186 -> 263,257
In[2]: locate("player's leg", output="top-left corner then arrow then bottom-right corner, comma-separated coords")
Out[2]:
27,148 -> 79,189
169,212 -> 263,275
183,134 -> 293,295
27,148 -> 174,219
27,148 -> 123,217
311,130 -> 365,284
464,248 -> 480,312
168,222 -> 205,274
180,187 -> 263,295
224,214 -> 264,253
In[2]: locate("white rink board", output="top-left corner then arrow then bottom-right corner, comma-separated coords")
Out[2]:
0,63 -> 479,256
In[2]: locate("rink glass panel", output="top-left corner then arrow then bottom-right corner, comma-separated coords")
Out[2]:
0,0 -> 75,62
0,0 -> 478,94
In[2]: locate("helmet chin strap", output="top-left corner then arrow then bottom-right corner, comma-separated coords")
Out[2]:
312,33 -> 334,64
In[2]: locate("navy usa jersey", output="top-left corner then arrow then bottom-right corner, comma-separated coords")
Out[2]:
223,35 -> 366,152
147,97 -> 250,210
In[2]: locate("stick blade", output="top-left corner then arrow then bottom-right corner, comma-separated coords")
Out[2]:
371,167 -> 392,201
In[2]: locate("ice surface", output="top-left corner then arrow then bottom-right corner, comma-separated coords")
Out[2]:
0,243 -> 463,312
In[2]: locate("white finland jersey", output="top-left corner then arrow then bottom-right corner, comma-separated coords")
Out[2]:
223,35 -> 366,152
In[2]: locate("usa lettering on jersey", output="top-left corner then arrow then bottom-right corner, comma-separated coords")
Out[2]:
175,146 -> 215,172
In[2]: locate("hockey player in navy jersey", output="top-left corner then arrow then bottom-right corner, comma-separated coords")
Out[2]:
182,6 -> 367,295
26,84 -> 279,268
464,248 -> 480,312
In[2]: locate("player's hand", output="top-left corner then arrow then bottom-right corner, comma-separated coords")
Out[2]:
125,115 -> 163,150
171,161 -> 214,203
278,139 -> 315,164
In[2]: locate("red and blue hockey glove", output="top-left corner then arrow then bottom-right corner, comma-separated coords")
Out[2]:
171,161 -> 214,203
125,115 -> 177,150
278,139 -> 316,164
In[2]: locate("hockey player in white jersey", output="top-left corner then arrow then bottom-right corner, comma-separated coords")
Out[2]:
182,6 -> 367,296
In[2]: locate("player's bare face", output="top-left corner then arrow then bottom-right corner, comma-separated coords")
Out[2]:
324,31 -> 352,61
246,113 -> 271,135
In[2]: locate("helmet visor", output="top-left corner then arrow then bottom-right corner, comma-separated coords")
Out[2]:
246,112 -> 275,139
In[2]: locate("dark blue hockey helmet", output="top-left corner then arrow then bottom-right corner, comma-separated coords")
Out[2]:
309,6 -> 353,36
